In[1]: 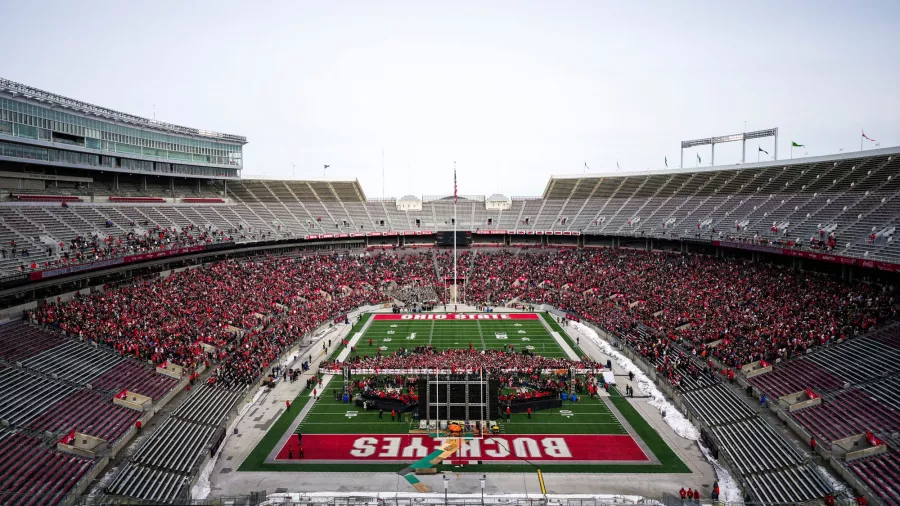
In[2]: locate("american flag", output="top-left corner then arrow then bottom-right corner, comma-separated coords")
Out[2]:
862,130 -> 876,142
453,167 -> 458,204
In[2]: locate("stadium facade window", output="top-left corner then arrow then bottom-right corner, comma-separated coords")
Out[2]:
0,97 -> 243,168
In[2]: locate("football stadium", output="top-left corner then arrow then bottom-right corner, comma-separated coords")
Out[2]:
0,3 -> 898,506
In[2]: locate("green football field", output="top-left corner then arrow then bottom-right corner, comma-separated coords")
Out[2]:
350,316 -> 573,358
238,313 -> 689,473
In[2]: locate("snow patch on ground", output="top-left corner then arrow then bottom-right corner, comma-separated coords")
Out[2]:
698,440 -> 743,504
570,321 -> 699,440
819,465 -> 850,497
192,385 -> 268,500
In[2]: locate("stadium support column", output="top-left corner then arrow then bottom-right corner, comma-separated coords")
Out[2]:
774,128 -> 779,160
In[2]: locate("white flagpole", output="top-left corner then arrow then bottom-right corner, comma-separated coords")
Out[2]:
453,161 -> 457,306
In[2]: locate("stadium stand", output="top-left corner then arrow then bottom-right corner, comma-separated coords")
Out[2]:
0,428 -> 94,506
107,384 -> 241,503
845,451 -> 900,505
26,389 -> 140,444
0,148 -> 898,279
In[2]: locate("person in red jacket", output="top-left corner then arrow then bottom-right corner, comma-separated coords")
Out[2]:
810,436 -> 817,451
506,406 -> 511,422
679,488 -> 686,501
693,490 -> 699,501
824,494 -> 835,506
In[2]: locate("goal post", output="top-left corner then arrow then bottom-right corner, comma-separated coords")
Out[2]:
420,370 -> 499,439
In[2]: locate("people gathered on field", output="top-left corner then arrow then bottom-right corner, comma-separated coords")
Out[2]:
323,346 -> 600,375
28,248 -> 897,391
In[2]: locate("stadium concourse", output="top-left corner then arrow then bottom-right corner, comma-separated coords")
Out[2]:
0,247 -> 891,504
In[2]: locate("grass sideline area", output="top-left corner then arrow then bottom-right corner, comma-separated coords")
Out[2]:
238,311 -> 689,474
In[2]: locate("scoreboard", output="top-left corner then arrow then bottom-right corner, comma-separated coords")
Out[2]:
438,231 -> 472,246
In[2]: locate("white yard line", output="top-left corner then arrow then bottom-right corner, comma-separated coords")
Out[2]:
476,319 -> 487,349
535,313 -> 581,361
549,331 -> 581,361
309,374 -> 335,398
335,332 -> 364,362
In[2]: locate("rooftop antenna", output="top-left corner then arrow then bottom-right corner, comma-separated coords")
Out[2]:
153,104 -> 156,120
292,162 -> 296,177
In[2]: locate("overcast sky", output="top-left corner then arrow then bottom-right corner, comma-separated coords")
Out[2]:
2,1 -> 898,198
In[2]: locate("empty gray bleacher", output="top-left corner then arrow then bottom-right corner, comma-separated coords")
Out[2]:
0,365 -> 76,426
744,465 -> 832,505
108,384 -> 242,503
683,383 -> 756,427
130,417 -> 215,474
807,335 -> 900,386
712,418 -> 805,475
170,384 -> 241,427
107,462 -> 190,503
22,340 -> 123,385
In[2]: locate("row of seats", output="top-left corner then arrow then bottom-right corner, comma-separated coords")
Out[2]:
0,429 -> 94,506
22,340 -> 123,385
845,451 -> 900,506
2,152 -> 900,275
170,383 -> 241,427
105,462 -> 189,504
749,323 -> 900,398
749,359 -> 843,399
793,387 -> 900,444
0,321 -> 65,362
747,321 -> 900,504
0,365 -> 75,426
743,466 -> 834,505
683,383 -> 756,427
108,383 -> 241,500
26,389 -> 141,444
88,360 -> 177,401
127,417 -> 215,474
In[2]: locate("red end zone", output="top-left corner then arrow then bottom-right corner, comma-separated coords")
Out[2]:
275,434 -> 648,462
373,313 -> 539,321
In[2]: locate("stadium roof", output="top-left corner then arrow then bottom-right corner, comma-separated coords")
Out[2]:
542,145 -> 900,199
241,177 -> 367,202
0,77 -> 247,144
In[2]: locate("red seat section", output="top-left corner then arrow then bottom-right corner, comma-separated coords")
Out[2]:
89,361 -> 178,401
26,390 -> 141,444
0,321 -> 66,362
108,196 -> 166,203
0,430 -> 94,506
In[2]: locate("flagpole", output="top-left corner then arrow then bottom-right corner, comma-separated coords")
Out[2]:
453,161 -> 457,307
860,134 -> 863,152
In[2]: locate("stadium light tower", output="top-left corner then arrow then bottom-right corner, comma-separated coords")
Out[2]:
681,128 -> 778,167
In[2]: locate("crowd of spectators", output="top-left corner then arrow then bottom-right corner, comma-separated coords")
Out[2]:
29,254 -> 395,388
462,248 -> 896,380
25,247 -> 898,392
